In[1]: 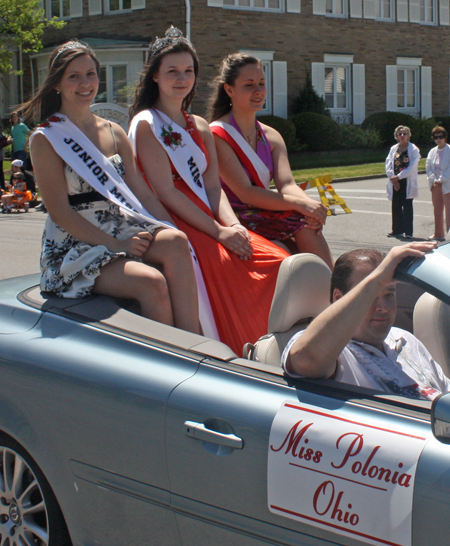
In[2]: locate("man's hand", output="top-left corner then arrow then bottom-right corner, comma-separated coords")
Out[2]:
371,241 -> 437,289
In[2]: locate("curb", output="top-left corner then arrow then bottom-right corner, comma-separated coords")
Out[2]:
330,169 -> 426,184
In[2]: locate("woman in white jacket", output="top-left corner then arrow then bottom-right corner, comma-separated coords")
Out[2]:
425,126 -> 450,242
385,125 -> 420,239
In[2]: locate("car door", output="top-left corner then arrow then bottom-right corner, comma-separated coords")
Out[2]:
166,358 -> 441,546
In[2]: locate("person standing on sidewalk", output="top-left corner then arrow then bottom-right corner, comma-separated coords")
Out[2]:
385,125 -> 420,239
9,112 -> 32,164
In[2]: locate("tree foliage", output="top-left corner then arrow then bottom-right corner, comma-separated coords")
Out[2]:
291,71 -> 330,117
0,0 -> 65,74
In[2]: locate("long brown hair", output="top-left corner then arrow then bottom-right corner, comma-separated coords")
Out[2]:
22,40 -> 100,123
207,53 -> 261,122
129,30 -> 199,120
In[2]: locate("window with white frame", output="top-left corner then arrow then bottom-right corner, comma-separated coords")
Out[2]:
375,0 -> 392,18
95,64 -> 129,107
386,59 -> 432,118
104,0 -> 144,13
324,66 -> 349,110
397,68 -> 418,109
108,0 -> 131,10
222,0 -> 282,10
420,0 -> 436,22
51,0 -> 69,17
325,0 -> 346,14
312,55 -> 365,124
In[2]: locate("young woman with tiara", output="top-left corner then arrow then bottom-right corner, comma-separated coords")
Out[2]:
128,27 -> 290,355
25,40 -> 203,334
209,53 -> 333,269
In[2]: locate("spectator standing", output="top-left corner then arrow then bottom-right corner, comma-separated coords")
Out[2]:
425,126 -> 450,242
385,125 -> 420,239
9,112 -> 32,164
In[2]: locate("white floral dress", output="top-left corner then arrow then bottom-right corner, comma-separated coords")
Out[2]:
40,154 -> 160,298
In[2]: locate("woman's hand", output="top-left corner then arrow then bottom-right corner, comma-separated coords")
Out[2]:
302,216 -> 324,234
296,198 -> 328,226
217,224 -> 253,260
114,231 -> 154,257
390,175 -> 400,191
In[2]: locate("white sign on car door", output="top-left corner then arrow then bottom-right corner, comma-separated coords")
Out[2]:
268,401 -> 431,546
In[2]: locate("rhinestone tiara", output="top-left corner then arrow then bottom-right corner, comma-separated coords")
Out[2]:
151,26 -> 187,55
52,41 -> 85,64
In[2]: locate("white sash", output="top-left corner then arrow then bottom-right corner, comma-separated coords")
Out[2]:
210,120 -> 271,189
129,109 -> 211,209
30,114 -> 219,341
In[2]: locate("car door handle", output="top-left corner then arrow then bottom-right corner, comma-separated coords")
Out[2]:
184,421 -> 244,449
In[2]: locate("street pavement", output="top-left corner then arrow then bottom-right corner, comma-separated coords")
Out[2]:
0,173 -> 438,280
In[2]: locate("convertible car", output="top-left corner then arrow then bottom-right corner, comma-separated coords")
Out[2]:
1,243 -> 450,546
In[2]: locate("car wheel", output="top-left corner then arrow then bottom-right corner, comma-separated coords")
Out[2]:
0,436 -> 72,546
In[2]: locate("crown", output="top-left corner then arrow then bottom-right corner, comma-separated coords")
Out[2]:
151,26 -> 186,55
53,41 -> 85,64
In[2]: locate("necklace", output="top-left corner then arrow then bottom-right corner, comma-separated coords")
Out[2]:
245,127 -> 256,144
68,113 -> 94,124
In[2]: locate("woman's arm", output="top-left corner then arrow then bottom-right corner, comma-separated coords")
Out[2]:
31,133 -> 150,257
136,118 -> 252,259
214,124 -> 327,226
385,146 -> 396,179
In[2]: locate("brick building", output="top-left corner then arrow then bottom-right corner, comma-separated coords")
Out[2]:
5,0 -> 450,124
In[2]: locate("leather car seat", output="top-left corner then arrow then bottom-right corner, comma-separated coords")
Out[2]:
413,292 -> 450,378
245,253 -> 332,366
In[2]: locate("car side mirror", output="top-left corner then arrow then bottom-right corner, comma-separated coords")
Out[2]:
431,392 -> 450,444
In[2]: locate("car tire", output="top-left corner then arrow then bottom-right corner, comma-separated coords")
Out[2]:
0,434 -> 72,546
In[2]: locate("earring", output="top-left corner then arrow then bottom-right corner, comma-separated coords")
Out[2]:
56,90 -> 60,95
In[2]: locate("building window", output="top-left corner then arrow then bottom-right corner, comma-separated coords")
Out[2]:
325,0 -> 345,14
51,0 -> 69,16
375,0 -> 391,18
397,68 -> 418,109
420,0 -> 436,22
108,0 -> 131,9
95,64 -> 129,107
223,0 -> 282,10
324,66 -> 349,110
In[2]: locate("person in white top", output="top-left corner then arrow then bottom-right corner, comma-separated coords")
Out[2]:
281,241 -> 450,400
425,125 -> 450,242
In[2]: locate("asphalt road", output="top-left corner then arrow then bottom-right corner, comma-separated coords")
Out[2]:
0,173 -> 438,280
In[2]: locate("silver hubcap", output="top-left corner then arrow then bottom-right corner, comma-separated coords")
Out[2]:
0,447 -> 49,546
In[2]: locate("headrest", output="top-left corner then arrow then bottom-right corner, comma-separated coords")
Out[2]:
268,253 -> 332,333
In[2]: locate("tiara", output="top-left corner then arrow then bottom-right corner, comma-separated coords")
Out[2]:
151,26 -> 186,55
53,41 -> 85,64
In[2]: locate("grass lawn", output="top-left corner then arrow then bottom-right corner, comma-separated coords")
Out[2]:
289,148 -> 428,183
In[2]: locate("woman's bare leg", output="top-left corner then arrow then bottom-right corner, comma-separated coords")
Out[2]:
94,257 -> 174,325
443,192 -> 450,234
142,229 -> 200,334
294,228 -> 334,270
431,186 -> 445,238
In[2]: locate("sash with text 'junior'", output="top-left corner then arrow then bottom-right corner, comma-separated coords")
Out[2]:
31,114 -> 219,340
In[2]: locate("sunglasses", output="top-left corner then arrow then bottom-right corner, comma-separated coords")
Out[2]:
398,132 -> 409,137
434,134 -> 446,140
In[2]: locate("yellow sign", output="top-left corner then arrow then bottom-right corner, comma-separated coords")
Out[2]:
299,175 -> 352,216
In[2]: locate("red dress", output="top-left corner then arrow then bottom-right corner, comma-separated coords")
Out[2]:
147,114 -> 289,355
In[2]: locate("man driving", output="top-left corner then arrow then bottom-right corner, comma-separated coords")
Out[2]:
282,242 -> 450,400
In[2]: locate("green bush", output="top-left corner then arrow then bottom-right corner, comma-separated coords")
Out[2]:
414,117 -> 437,145
291,71 -> 330,117
432,116 -> 450,140
290,112 -> 340,151
361,112 -> 421,146
257,115 -> 296,150
339,124 -> 383,149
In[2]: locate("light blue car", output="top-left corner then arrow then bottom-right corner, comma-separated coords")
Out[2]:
1,246 -> 450,546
